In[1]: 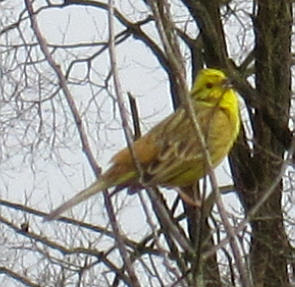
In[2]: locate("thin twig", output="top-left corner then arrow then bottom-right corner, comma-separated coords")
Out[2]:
24,0 -> 100,176
0,266 -> 39,287
137,191 -> 183,281
127,92 -> 141,139
107,1 -> 141,286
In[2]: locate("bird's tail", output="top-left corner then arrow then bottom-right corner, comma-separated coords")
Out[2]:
45,179 -> 107,221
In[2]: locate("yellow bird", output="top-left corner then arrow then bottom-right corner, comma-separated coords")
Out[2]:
46,68 -> 240,221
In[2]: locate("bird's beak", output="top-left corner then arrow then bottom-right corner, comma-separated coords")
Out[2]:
222,78 -> 233,89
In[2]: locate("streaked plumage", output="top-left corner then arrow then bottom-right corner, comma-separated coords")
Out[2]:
46,68 -> 240,221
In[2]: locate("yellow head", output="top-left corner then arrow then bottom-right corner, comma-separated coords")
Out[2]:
191,68 -> 231,102
191,68 -> 240,137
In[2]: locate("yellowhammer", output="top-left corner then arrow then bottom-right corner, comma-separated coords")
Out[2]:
46,68 -> 240,220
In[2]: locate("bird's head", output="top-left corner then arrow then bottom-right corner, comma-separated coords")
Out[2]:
191,68 -> 233,102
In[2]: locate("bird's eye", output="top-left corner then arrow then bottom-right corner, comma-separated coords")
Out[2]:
206,82 -> 214,89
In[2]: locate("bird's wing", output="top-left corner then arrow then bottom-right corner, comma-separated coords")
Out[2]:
142,108 -> 208,186
110,107 -> 218,187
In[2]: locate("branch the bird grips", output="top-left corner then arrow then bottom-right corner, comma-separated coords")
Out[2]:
46,68 -> 240,221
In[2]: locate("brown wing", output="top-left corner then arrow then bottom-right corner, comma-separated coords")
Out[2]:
108,106 -> 234,188
142,108 -> 204,186
107,109 -> 197,186
142,106 -> 236,187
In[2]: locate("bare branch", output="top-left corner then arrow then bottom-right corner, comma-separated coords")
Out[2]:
24,0 -> 100,176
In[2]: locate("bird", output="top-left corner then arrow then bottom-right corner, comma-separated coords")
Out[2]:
45,68 -> 240,221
